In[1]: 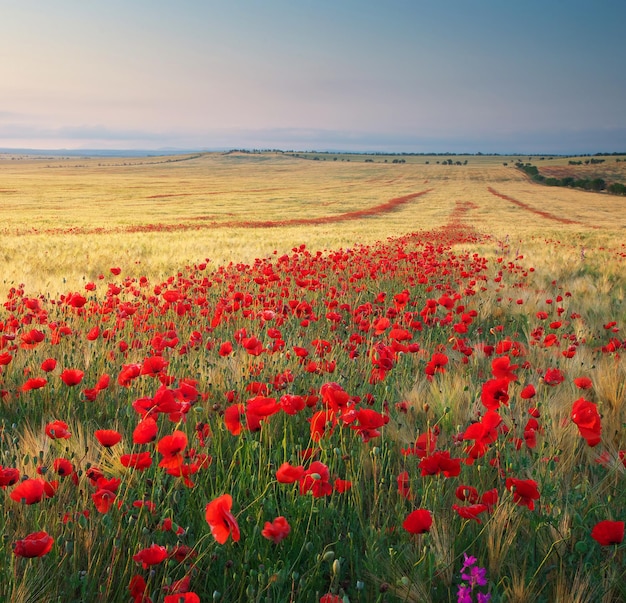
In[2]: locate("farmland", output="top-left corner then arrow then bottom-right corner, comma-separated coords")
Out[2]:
1,152 -> 625,602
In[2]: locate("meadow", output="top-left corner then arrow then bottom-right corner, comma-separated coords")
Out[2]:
0,151 -> 625,602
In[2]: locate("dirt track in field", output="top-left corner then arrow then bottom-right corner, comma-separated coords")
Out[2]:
487,186 -> 585,225
6,190 -> 433,236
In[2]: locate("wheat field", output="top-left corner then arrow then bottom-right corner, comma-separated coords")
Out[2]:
2,151 -> 625,299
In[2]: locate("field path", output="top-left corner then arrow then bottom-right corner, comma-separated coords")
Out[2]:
8,189 -> 433,236
487,186 -> 587,225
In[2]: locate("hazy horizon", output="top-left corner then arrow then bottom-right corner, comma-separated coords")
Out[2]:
2,1 -> 626,154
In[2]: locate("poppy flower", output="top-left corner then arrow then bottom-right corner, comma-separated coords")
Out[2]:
481,378 -> 510,410
218,341 -> 233,356
418,450 -> 461,477
455,485 -> 479,503
0,466 -> 20,488
120,452 -> 153,471
157,430 -> 188,469
591,520 -> 624,546
41,358 -> 57,372
141,356 -> 168,376
133,417 -> 158,444
452,503 -> 488,523
397,471 -> 412,499
261,516 -> 291,544
45,420 -> 71,439
276,462 -> 305,483
205,494 -> 240,544
280,394 -> 306,415
133,543 -> 168,568
94,429 -> 122,447
571,398 -> 602,447
20,377 -> 48,392
543,368 -> 565,386
491,356 -> 518,382
506,478 -> 540,510
128,575 -> 148,601
334,479 -> 352,493
224,404 -> 245,436
10,478 -> 45,504
164,594 -> 200,603
320,595 -> 343,603
403,508 -> 432,534
300,461 -> 333,498
52,458 -> 74,477
573,377 -> 593,390
92,488 -> 117,514
13,531 -> 54,558
60,369 -> 84,386
520,384 -> 536,399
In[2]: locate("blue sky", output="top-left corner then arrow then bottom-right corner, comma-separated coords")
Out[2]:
2,1 -> 625,153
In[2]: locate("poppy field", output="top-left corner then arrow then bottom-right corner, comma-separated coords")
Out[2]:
1,152 -> 625,602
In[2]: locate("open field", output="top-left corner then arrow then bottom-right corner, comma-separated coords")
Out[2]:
2,152 -> 626,299
1,153 -> 625,602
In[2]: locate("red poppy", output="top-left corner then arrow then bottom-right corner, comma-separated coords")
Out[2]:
92,488 -> 117,514
452,503 -> 488,523
261,516 -> 291,544
121,452 -> 153,471
573,377 -> 593,390
133,417 -> 158,444
506,478 -> 540,510
52,458 -> 74,477
491,356 -> 518,382
320,595 -> 343,603
13,531 -> 54,558
141,356 -> 168,376
45,420 -> 71,439
280,394 -> 306,415
10,478 -> 45,504
276,462 -> 305,483
571,398 -> 602,447
309,409 -> 337,442
591,520 -> 624,546
463,410 -> 502,460
41,358 -> 57,372
0,466 -> 20,488
403,508 -> 432,534
397,471 -> 413,500
133,543 -> 168,568
328,474 -> 349,492
543,368 -> 565,386
60,369 -> 84,386
164,594 -> 200,603
218,341 -> 233,356
520,384 -> 536,399
224,404 -> 245,436
95,429 -> 122,447
481,378 -> 510,410
300,461 -> 333,498
205,494 -> 240,544
455,485 -> 479,503
157,430 -> 188,469
128,575 -> 148,601
20,377 -> 48,392
242,336 -> 263,356
480,489 -> 499,512
418,450 -> 461,477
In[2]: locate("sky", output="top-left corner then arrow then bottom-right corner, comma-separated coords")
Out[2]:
2,0 -> 626,154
